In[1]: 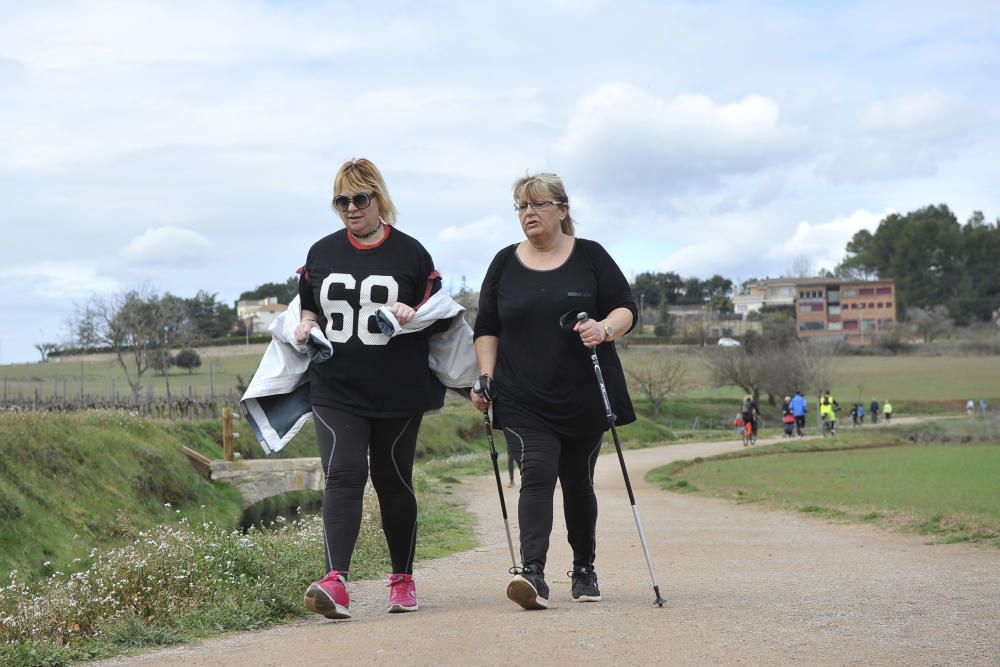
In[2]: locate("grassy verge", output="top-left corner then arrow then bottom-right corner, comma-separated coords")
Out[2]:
0,412 -> 244,581
0,403 -> 675,666
647,419 -> 1000,547
0,456 -> 477,667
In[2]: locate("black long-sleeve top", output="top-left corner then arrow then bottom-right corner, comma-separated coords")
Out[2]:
474,238 -> 637,438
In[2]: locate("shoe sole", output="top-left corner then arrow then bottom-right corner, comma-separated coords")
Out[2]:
507,576 -> 548,610
388,602 -> 419,613
304,584 -> 351,620
573,594 -> 602,602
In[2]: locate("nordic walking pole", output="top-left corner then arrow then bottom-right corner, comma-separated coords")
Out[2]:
571,311 -> 665,607
474,375 -> 519,573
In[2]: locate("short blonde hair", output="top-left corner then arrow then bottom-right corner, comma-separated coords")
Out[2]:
512,172 -> 575,236
333,158 -> 398,225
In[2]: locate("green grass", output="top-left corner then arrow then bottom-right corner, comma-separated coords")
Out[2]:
0,412 -> 244,581
0,351 -> 262,403
0,486 -> 476,667
7,348 -> 1000,407
0,421 -> 479,667
648,420 -> 1000,545
0,396 -> 679,666
822,355 -> 1000,403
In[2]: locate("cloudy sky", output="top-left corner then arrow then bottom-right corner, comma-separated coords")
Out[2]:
1,1 -> 998,363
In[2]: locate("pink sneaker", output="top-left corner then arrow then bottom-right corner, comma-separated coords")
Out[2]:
387,573 -> 419,613
304,570 -> 351,619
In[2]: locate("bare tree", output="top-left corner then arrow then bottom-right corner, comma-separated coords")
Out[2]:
624,352 -> 689,415
800,341 -> 838,396
705,340 -> 837,405
33,342 -> 59,363
785,254 -> 813,278
703,346 -> 766,402
149,349 -> 176,418
906,306 -> 954,343
69,287 -> 173,401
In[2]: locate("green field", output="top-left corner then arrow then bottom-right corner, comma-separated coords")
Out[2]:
659,352 -> 1000,405
649,422 -> 1000,545
5,347 -> 1000,406
0,349 -> 263,403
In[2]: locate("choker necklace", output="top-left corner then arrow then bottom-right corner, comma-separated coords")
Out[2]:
351,220 -> 383,240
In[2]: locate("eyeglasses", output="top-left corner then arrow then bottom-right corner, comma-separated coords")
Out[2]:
514,200 -> 563,212
333,192 -> 374,212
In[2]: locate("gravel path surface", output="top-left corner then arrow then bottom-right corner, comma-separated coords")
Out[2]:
94,426 -> 1000,666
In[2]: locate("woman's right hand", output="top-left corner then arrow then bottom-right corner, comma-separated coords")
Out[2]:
294,320 -> 318,343
470,389 -> 490,413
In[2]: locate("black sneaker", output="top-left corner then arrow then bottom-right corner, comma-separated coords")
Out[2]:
507,564 -> 549,610
569,565 -> 602,602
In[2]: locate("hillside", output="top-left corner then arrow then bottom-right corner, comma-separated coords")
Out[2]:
0,412 -> 244,580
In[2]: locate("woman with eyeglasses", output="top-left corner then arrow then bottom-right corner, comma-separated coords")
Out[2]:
471,171 -> 637,610
295,158 -> 440,619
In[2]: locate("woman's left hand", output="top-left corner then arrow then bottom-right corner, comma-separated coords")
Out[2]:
390,302 -> 416,325
573,318 -> 607,348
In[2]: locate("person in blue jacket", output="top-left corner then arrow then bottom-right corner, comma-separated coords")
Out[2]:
789,389 -> 808,437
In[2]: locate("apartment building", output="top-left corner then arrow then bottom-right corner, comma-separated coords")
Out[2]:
733,278 -> 797,317
795,278 -> 896,344
236,296 -> 288,335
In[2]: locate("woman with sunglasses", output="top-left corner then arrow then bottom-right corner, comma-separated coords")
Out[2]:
295,158 -> 441,619
471,171 -> 637,610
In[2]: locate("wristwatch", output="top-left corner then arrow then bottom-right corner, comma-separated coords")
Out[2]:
603,323 -> 615,339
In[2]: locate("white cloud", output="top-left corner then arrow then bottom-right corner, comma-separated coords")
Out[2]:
863,91 -> 959,131
438,215 -> 511,244
655,208 -> 892,280
554,84 -> 809,195
120,226 -> 212,266
0,3 -> 432,70
823,91 -> 981,182
2,2 -> 999,363
765,208 -> 893,272
433,215 -> 523,288
0,261 -> 120,300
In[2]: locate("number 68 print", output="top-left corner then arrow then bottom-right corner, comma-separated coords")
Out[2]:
319,273 -> 399,346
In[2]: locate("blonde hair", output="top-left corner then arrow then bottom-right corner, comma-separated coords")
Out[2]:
332,158 -> 398,225
512,171 -> 575,236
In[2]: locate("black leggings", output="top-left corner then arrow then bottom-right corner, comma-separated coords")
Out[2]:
507,436 -> 522,483
502,426 -> 602,571
795,415 -> 806,435
312,405 -> 421,576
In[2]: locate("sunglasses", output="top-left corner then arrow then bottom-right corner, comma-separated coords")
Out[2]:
333,192 -> 375,212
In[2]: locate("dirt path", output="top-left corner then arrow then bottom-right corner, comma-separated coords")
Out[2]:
96,424 -> 1000,666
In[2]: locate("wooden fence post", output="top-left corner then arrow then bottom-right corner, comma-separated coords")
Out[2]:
223,407 -> 234,461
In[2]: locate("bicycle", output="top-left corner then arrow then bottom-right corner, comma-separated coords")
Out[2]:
741,417 -> 757,447
821,414 -> 837,438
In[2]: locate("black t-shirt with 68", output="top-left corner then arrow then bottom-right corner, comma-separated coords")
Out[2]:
298,225 -> 439,417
